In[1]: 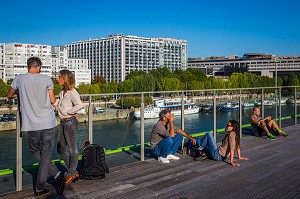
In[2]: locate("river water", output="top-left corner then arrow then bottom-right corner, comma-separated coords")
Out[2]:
0,104 -> 298,170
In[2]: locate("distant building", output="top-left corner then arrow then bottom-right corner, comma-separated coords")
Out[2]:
51,46 -> 91,86
0,44 -> 91,86
188,53 -> 300,78
67,34 -> 187,83
68,58 -> 91,86
0,43 -> 52,82
51,46 -> 68,78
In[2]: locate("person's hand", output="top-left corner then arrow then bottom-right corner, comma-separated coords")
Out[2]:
168,113 -> 174,122
190,138 -> 197,145
239,157 -> 249,161
230,162 -> 240,166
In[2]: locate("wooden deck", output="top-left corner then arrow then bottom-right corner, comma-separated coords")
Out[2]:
1,124 -> 300,199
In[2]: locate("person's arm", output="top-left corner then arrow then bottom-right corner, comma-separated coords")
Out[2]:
168,114 -> 175,137
228,132 -> 240,166
236,147 -> 249,161
66,91 -> 84,115
229,149 -> 240,166
177,129 -> 196,145
48,89 -> 56,104
7,88 -> 17,99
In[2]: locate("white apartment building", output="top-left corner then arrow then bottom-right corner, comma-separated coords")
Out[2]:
0,43 -> 52,82
68,58 -> 91,86
0,44 -> 5,80
51,46 -> 68,78
67,34 -> 187,83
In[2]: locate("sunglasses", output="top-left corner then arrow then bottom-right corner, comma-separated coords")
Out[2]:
226,124 -> 233,127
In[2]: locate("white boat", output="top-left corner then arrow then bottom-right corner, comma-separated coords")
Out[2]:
134,98 -> 200,119
242,102 -> 256,108
220,102 -> 240,111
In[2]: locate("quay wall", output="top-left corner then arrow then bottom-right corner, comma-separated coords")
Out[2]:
0,110 -> 130,132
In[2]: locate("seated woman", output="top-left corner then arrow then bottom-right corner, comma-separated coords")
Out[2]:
198,120 -> 248,166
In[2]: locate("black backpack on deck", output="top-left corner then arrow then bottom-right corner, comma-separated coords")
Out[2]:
80,143 -> 109,180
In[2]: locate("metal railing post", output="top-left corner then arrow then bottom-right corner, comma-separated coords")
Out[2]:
181,92 -> 185,151
295,87 -> 297,125
140,93 -> 145,161
88,96 -> 93,144
213,90 -> 217,142
278,87 -> 282,128
16,110 -> 22,191
262,88 -> 265,118
239,89 -> 243,138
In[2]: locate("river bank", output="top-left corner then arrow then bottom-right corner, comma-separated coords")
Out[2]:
0,109 -> 131,132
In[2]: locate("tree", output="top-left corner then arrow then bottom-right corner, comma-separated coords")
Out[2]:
0,79 -> 9,97
77,83 -> 90,94
91,75 -> 107,84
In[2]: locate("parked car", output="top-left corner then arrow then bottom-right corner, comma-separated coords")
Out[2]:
95,107 -> 106,113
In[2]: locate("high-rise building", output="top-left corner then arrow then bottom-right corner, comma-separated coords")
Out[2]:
51,46 -> 68,78
67,34 -> 187,83
51,46 -> 91,86
0,43 -> 52,82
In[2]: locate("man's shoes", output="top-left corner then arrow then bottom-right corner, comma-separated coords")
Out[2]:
34,189 -> 49,198
267,133 -> 277,140
279,130 -> 288,137
55,171 -> 66,195
167,154 -> 180,160
158,157 -> 170,163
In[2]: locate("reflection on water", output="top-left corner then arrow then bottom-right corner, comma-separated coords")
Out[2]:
0,104 -> 298,170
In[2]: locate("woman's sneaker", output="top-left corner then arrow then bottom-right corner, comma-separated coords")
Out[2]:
267,133 -> 277,140
158,157 -> 170,163
279,130 -> 288,137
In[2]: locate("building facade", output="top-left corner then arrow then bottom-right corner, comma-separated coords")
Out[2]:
0,43 -> 52,82
188,53 -> 300,78
67,34 -> 187,83
68,58 -> 91,86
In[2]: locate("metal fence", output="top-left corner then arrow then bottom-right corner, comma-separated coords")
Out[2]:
0,86 -> 299,192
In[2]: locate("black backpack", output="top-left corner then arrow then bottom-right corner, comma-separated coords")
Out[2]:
80,144 -> 109,180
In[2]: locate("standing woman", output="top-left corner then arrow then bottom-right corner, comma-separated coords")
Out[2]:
54,70 -> 83,184
198,120 -> 248,166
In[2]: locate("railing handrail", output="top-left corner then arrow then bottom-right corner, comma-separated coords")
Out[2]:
1,85 -> 300,100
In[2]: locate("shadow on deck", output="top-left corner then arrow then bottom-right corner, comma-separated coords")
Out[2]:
1,125 -> 300,199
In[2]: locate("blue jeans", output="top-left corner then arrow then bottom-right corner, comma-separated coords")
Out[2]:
153,133 -> 183,158
27,128 -> 60,192
199,132 -> 222,161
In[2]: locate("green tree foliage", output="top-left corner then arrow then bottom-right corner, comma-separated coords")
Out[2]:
125,70 -> 147,80
91,75 -> 106,84
0,79 -> 9,97
77,83 -> 90,94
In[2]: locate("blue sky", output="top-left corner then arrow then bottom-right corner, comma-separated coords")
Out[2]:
1,0 -> 299,57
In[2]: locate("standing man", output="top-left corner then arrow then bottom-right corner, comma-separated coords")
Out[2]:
151,109 -> 197,163
7,57 -> 65,197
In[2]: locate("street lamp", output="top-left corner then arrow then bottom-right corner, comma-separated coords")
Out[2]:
274,57 -> 281,121
274,57 -> 281,87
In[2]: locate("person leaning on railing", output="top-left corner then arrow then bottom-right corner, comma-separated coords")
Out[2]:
6,57 -> 65,197
52,69 -> 83,185
197,120 -> 249,166
150,109 -> 197,164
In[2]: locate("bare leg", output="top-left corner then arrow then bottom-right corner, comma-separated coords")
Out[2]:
268,120 -> 280,132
